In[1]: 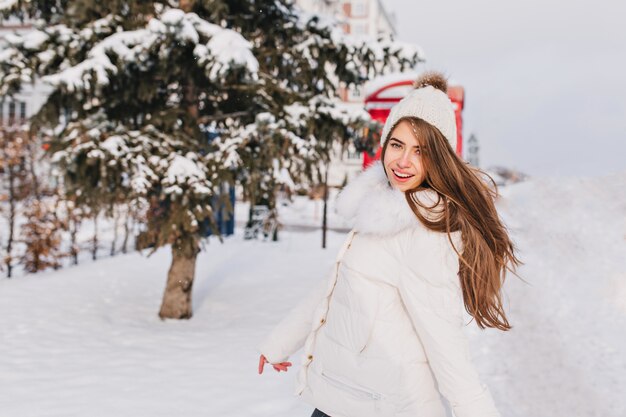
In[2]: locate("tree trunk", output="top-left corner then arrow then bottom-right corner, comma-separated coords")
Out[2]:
322,164 -> 329,249
110,206 -> 119,256
121,209 -> 130,254
70,218 -> 79,265
52,196 -> 63,269
91,214 -> 98,261
6,165 -> 16,278
66,200 -> 80,265
158,246 -> 197,319
26,136 -> 40,200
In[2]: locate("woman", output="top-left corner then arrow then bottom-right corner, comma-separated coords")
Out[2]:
258,72 -> 520,417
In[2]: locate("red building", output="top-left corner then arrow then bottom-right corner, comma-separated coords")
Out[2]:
363,73 -> 465,168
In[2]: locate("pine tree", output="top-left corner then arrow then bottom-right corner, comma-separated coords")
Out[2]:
0,0 -> 421,317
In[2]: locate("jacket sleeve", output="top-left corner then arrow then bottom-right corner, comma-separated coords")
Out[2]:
258,276 -> 328,364
258,230 -> 356,364
397,231 -> 500,417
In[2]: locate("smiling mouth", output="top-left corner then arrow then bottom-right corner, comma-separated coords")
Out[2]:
392,170 -> 414,181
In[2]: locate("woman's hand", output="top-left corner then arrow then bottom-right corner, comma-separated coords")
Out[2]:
258,354 -> 292,374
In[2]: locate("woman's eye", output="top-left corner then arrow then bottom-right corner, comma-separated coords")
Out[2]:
391,142 -> 401,149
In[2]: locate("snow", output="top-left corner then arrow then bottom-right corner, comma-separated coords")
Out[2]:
89,15 -> 118,35
34,10 -> 258,92
234,190 -> 350,233
0,227 -> 344,416
186,12 -> 221,38
205,30 -> 259,80
363,70 -> 419,98
100,135 -> 128,157
162,10 -> 200,44
480,172 -> 626,417
21,30 -> 49,50
316,97 -> 370,125
0,0 -> 17,11
284,103 -> 309,127
0,47 -> 16,63
36,49 -> 55,66
164,153 -> 207,185
42,44 -> 119,91
281,129 -> 316,159
86,148 -> 105,159
192,43 -> 209,59
1,171 -> 624,416
273,159 -> 296,190
208,135 -> 243,169
160,8 -> 186,25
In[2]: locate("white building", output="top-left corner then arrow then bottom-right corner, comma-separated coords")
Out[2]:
296,0 -> 397,103
0,19 -> 51,128
295,0 -> 398,187
295,0 -> 396,39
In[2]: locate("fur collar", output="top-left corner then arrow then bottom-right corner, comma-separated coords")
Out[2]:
335,161 -> 442,236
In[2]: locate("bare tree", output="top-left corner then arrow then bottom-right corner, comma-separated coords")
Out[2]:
0,128 -> 30,277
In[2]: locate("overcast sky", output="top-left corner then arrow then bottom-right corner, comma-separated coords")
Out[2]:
382,0 -> 626,177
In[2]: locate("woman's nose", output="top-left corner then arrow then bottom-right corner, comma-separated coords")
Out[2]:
398,151 -> 411,167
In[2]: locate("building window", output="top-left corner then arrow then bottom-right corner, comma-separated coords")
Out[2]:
8,101 -> 15,125
19,101 -> 26,121
352,0 -> 367,17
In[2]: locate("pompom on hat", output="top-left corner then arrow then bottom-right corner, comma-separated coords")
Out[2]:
380,71 -> 457,149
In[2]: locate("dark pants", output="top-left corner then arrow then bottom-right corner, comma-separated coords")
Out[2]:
311,409 -> 331,417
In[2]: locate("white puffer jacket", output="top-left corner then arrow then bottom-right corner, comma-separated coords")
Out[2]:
259,162 -> 499,417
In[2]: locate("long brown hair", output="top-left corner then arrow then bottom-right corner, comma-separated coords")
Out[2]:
381,117 -> 521,331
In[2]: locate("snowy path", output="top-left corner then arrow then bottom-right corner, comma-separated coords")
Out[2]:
0,229 -> 342,417
1,172 -> 625,417
477,174 -> 626,417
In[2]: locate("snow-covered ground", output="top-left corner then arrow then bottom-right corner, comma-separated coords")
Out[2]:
1,171 -> 625,417
234,188 -> 350,232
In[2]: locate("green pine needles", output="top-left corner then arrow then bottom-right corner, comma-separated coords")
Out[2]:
0,0 -> 422,318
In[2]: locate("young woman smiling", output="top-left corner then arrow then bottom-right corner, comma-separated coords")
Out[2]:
258,72 -> 520,417
384,119 -> 427,191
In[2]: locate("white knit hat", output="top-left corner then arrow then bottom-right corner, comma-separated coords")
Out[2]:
380,72 -> 457,149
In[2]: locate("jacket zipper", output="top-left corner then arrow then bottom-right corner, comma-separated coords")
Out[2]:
320,370 -> 383,401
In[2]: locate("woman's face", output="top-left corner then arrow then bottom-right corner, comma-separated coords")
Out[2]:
383,120 -> 426,192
